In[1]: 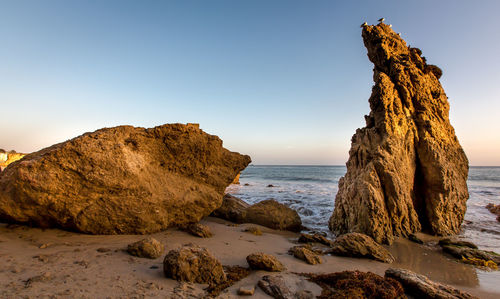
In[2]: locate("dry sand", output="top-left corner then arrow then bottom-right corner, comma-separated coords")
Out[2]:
1,217 -> 499,298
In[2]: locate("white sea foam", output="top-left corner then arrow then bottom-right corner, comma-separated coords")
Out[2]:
226,165 -> 500,252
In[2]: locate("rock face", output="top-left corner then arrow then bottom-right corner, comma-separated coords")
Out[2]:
385,268 -> 478,299
163,244 -> 226,285
329,233 -> 395,263
127,238 -> 164,259
329,23 -> 469,244
0,124 -> 250,234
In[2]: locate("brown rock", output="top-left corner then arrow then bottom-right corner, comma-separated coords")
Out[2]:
438,238 -> 477,249
329,23 -> 469,244
0,124 -> 250,234
232,173 -> 241,184
289,246 -> 322,265
298,233 -> 332,246
244,199 -> 302,232
184,223 -> 212,238
486,203 -> 500,222
257,275 -> 294,299
246,252 -> 285,272
0,150 -> 26,172
163,244 -> 226,284
127,237 -> 164,259
329,232 -> 394,263
237,286 -> 255,296
211,194 -> 249,223
440,244 -> 500,264
305,270 -> 405,299
385,268 -> 478,299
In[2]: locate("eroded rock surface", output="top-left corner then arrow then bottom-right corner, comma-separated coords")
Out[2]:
289,246 -> 322,265
184,223 -> 212,238
246,252 -> 285,272
385,268 -> 478,299
163,244 -> 226,285
0,124 -> 250,234
329,23 -> 469,244
329,233 -> 394,263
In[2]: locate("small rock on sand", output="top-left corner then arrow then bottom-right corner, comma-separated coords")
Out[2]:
329,232 -> 395,263
185,223 -> 213,238
246,252 -> 285,272
127,238 -> 164,259
237,286 -> 255,296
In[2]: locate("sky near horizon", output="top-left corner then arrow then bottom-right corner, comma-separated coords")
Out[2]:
1,1 -> 499,165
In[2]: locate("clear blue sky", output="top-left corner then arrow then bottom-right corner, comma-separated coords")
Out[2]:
1,0 -> 499,165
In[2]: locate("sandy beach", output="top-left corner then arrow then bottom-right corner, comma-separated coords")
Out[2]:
1,217 -> 498,298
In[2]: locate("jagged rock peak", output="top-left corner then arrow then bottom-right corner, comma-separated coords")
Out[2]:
329,23 -> 469,244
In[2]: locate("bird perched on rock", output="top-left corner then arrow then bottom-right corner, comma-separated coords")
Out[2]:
378,17 -> 385,23
360,22 -> 367,28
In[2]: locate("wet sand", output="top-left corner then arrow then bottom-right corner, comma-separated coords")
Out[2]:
0,217 -> 498,298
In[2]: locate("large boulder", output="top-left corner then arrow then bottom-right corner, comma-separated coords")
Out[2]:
244,199 -> 302,232
329,233 -> 395,263
211,194 -> 249,223
0,124 -> 251,234
329,23 -> 469,244
163,244 -> 226,285
385,268 -> 478,299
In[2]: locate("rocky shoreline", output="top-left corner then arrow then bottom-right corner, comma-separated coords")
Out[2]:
1,217 -> 499,298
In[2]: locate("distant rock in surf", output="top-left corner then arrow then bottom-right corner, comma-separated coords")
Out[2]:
329,23 -> 469,244
0,123 -> 250,234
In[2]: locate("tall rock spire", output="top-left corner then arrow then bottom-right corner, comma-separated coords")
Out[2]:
329,23 -> 469,244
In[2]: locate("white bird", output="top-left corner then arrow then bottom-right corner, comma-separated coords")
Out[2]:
360,22 -> 367,28
389,24 -> 392,28
378,17 -> 385,23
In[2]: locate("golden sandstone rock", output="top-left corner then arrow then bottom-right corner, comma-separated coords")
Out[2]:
0,124 -> 250,234
329,24 -> 469,244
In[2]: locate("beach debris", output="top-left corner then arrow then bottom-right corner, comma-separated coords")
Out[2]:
206,266 -> 250,297
298,232 -> 333,246
237,286 -> 255,296
246,252 -> 285,272
304,270 -> 404,299
244,199 -> 302,232
0,124 -> 250,234
211,194 -> 249,223
184,223 -> 213,238
96,247 -> 111,253
243,226 -> 262,235
163,244 -> 227,284
329,233 -> 395,263
330,22 -> 469,245
438,238 -> 477,249
24,272 -> 53,288
289,246 -> 322,265
438,239 -> 500,267
127,238 -> 164,259
385,268 -> 478,299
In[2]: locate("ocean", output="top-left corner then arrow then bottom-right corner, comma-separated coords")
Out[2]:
225,165 -> 500,252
